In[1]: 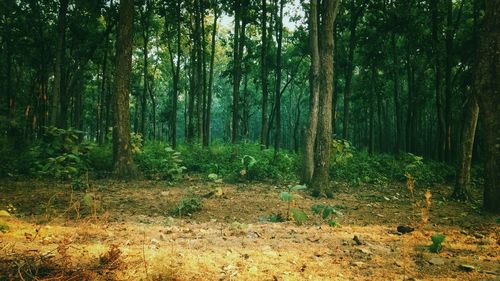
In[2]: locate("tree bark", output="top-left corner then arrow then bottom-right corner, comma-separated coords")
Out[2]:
231,0 -> 242,143
52,0 -> 69,128
475,0 -> 500,213
390,32 -> 402,153
274,0 -> 284,153
260,0 -> 269,149
113,0 -> 138,178
310,0 -> 339,196
302,0 -> 320,185
205,2 -> 218,147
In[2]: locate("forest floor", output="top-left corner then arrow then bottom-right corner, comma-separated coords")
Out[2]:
0,177 -> 498,280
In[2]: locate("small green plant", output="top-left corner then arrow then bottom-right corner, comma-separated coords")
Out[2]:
171,196 -> 202,217
135,143 -> 186,180
279,184 -> 307,224
0,221 -> 9,233
429,233 -> 445,253
259,213 -> 286,223
240,155 -> 257,178
311,204 -> 342,227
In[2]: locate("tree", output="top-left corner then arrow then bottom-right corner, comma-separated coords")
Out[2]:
305,0 -> 340,196
113,0 -> 139,178
475,0 -> 500,213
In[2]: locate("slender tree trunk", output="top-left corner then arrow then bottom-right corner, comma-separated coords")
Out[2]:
205,3 -> 218,147
310,0 -> 339,196
52,0 -> 69,128
274,0 -> 284,153
391,32 -> 401,153
260,0 -> 269,149
141,15 -> 149,139
444,0 -> 453,162
302,0 -> 320,184
453,95 -> 479,200
231,0 -> 242,143
113,0 -> 138,178
475,0 -> 500,213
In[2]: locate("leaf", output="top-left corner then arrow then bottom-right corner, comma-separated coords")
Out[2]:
291,208 -> 308,225
208,173 -> 218,181
429,233 -> 445,253
279,192 -> 293,202
83,193 -> 94,207
327,220 -> 338,227
311,204 -> 324,215
290,184 -> 307,191
322,206 -> 333,219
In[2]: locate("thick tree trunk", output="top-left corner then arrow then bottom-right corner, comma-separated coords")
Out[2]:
113,0 -> 138,178
475,0 -> 500,213
310,0 -> 339,196
302,0 -> 320,185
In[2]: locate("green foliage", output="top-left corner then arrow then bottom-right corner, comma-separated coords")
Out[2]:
279,185 -> 307,202
0,221 -> 9,233
291,208 -> 308,225
135,142 -> 186,180
171,196 -> 202,216
31,127 -> 93,181
330,139 -> 354,165
331,148 -> 455,187
259,213 -> 286,223
311,204 -> 342,227
429,233 -> 446,253
130,133 -> 143,153
88,144 -> 113,177
179,143 -> 298,182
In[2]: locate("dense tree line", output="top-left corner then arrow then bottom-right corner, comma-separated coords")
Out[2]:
0,0 -> 498,211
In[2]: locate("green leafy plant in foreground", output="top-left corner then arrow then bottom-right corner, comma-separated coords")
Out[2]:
429,233 -> 445,253
0,221 -> 9,233
279,184 -> 307,225
171,196 -> 202,217
311,204 -> 342,227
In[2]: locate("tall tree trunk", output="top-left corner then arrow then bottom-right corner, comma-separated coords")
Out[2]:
274,0 -> 284,153
342,1 -> 360,140
444,0 -> 453,162
52,0 -> 69,128
260,0 -> 269,149
310,0 -> 339,196
113,0 -> 138,178
302,0 -> 320,184
391,32 -> 402,153
205,3 -> 218,147
475,0 -> 500,213
231,0 -> 242,144
431,0 -> 446,160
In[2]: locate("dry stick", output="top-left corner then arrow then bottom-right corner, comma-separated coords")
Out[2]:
142,229 -> 149,279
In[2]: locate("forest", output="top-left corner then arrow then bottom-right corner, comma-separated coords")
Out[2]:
0,0 -> 499,280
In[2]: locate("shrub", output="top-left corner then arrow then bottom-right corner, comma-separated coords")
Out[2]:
31,127 -> 93,181
135,142 -> 186,180
88,144 -> 113,177
170,196 -> 202,216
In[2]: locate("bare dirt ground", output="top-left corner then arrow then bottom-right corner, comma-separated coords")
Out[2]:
0,177 -> 498,280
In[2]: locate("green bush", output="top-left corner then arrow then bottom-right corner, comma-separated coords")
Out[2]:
135,142 -> 186,180
31,127 -> 93,180
88,144 -> 113,177
170,196 -> 202,216
179,142 -> 298,182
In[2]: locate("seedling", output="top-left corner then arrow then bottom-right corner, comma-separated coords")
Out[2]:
279,184 -> 307,221
311,204 -> 342,227
429,233 -> 445,253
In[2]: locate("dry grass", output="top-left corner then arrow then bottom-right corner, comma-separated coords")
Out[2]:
0,178 -> 498,280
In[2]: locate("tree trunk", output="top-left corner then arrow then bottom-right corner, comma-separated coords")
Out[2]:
260,0 -> 269,149
453,95 -> 479,200
475,0 -> 500,213
391,32 -> 402,154
113,0 -> 138,178
310,0 -> 339,196
444,0 -> 453,162
205,3 -> 218,147
51,0 -> 68,128
231,0 -> 242,144
274,0 -> 284,153
342,1 -> 360,140
302,0 -> 320,185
